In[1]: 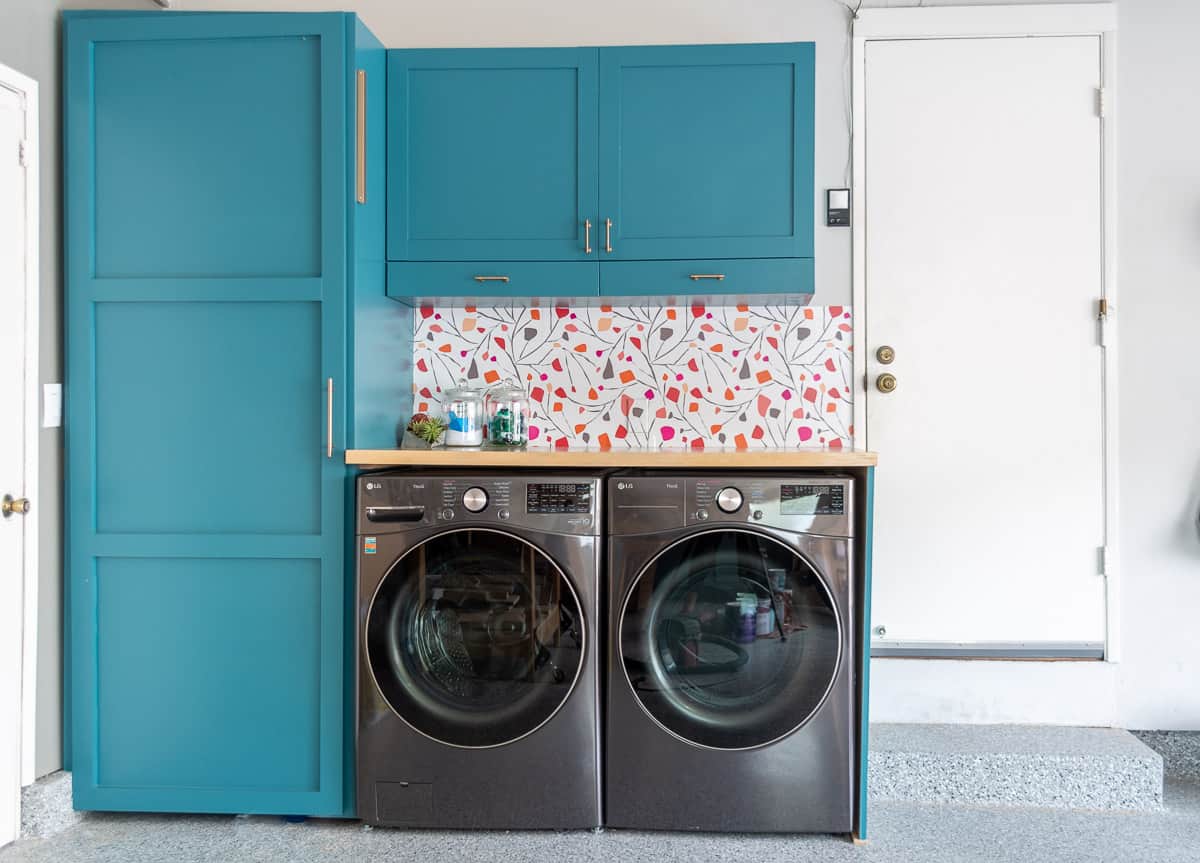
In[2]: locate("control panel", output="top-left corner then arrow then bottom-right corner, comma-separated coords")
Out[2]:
608,475 -> 853,537
359,475 -> 600,536
527,482 -> 593,514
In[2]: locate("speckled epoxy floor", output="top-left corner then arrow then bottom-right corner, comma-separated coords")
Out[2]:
4,734 -> 1198,863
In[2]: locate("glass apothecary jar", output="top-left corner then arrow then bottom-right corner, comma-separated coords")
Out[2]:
485,378 -> 531,447
442,380 -> 485,446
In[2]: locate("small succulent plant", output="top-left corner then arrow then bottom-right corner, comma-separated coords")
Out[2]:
408,415 -> 448,446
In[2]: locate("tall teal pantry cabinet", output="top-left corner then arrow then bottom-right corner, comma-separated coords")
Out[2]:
64,11 -> 383,815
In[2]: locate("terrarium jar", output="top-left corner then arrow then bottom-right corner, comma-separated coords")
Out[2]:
442,380 -> 485,446
485,378 -> 531,447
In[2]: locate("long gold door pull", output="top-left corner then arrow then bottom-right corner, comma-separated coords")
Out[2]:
326,378 -> 334,458
689,274 -> 726,281
355,71 -> 366,204
605,218 -> 613,254
473,275 -> 510,283
584,219 -> 592,254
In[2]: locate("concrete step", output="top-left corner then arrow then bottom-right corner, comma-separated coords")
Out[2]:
869,724 -> 1163,811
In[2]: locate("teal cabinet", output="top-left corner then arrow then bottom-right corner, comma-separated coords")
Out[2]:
64,11 -> 373,816
598,43 -> 814,261
385,42 -> 814,299
387,49 -> 598,262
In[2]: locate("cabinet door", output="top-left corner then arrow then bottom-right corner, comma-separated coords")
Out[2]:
64,12 -> 349,816
598,43 -> 814,261
387,48 -> 598,262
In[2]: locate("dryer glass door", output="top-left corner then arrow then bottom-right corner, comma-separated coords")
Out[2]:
620,529 -> 841,750
366,528 -> 585,748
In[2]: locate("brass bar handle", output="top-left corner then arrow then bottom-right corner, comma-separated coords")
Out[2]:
473,275 -> 510,283
605,218 -> 613,254
689,274 -> 726,281
584,219 -> 592,255
355,70 -> 366,204
326,378 -> 334,459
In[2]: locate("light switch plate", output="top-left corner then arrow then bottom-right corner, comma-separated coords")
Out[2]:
42,383 -> 62,428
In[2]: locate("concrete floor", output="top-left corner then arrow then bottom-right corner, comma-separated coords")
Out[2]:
4,734 -> 1198,863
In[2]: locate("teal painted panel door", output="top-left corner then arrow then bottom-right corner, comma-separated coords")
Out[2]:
598,43 -> 815,261
64,12 -> 352,816
387,48 -> 599,261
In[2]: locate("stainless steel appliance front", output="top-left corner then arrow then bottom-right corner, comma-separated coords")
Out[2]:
606,474 -> 855,833
356,472 -> 602,829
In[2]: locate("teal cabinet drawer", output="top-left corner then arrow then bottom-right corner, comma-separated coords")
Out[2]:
599,258 -> 813,298
598,43 -> 814,261
387,48 -> 598,262
388,261 -> 599,301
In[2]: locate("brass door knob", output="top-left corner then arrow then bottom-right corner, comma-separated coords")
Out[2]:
875,373 -> 898,394
2,495 -> 30,518
876,345 -> 896,364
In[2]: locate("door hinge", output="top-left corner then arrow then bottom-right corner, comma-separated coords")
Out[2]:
1097,297 -> 1110,347
1095,87 -> 1107,118
1099,545 -> 1112,577
18,139 -> 28,167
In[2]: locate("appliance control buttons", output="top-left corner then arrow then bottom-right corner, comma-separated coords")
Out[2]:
752,509 -> 764,521
462,487 -> 489,513
696,510 -> 710,520
497,508 -> 511,520
441,508 -> 454,520
715,487 -> 744,514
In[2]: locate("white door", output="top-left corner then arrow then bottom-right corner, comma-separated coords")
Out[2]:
0,80 -> 29,846
864,36 -> 1107,653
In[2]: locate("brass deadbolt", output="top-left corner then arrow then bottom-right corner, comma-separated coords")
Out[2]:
876,373 -> 898,394
2,495 -> 30,518
876,345 -> 896,364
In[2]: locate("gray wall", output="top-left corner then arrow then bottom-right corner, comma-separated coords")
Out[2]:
0,0 -> 160,779
4,0 -> 1198,777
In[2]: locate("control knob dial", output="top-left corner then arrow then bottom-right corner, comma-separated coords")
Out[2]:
462,487 -> 489,513
715,487 -> 744,514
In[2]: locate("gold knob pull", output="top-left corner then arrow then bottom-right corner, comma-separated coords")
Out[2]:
584,219 -> 592,255
605,218 -> 613,254
876,373 -> 898,394
876,345 -> 895,364
2,495 -> 30,518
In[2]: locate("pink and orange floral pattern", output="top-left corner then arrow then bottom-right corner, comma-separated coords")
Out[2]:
413,304 -> 854,449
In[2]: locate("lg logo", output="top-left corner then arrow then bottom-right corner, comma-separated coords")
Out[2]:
617,481 -> 634,491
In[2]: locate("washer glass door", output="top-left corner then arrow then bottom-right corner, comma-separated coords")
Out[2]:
367,529 -> 585,748
620,529 -> 841,750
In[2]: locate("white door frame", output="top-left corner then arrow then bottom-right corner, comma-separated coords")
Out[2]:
0,60 -> 40,788
850,4 -> 1121,661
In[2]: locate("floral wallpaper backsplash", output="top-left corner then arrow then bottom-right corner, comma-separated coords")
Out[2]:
412,303 -> 854,449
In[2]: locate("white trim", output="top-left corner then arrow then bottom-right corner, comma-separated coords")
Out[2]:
852,3 -> 1117,40
851,5 -> 1120,661
0,61 -> 40,788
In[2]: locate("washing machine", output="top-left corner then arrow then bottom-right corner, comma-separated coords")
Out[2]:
356,472 -> 602,828
606,474 -> 855,833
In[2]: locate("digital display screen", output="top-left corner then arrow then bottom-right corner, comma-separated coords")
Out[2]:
527,483 -> 592,514
780,484 -> 845,516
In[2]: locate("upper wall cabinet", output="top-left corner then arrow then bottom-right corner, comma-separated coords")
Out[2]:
385,42 -> 816,299
387,49 -> 598,262
598,43 -> 814,261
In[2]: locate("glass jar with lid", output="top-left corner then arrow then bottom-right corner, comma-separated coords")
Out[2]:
485,378 -> 531,447
442,380 -> 485,446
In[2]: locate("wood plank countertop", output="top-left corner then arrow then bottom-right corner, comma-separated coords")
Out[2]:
345,447 -> 877,469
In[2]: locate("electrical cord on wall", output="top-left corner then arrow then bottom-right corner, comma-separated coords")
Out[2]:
829,0 -> 864,188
